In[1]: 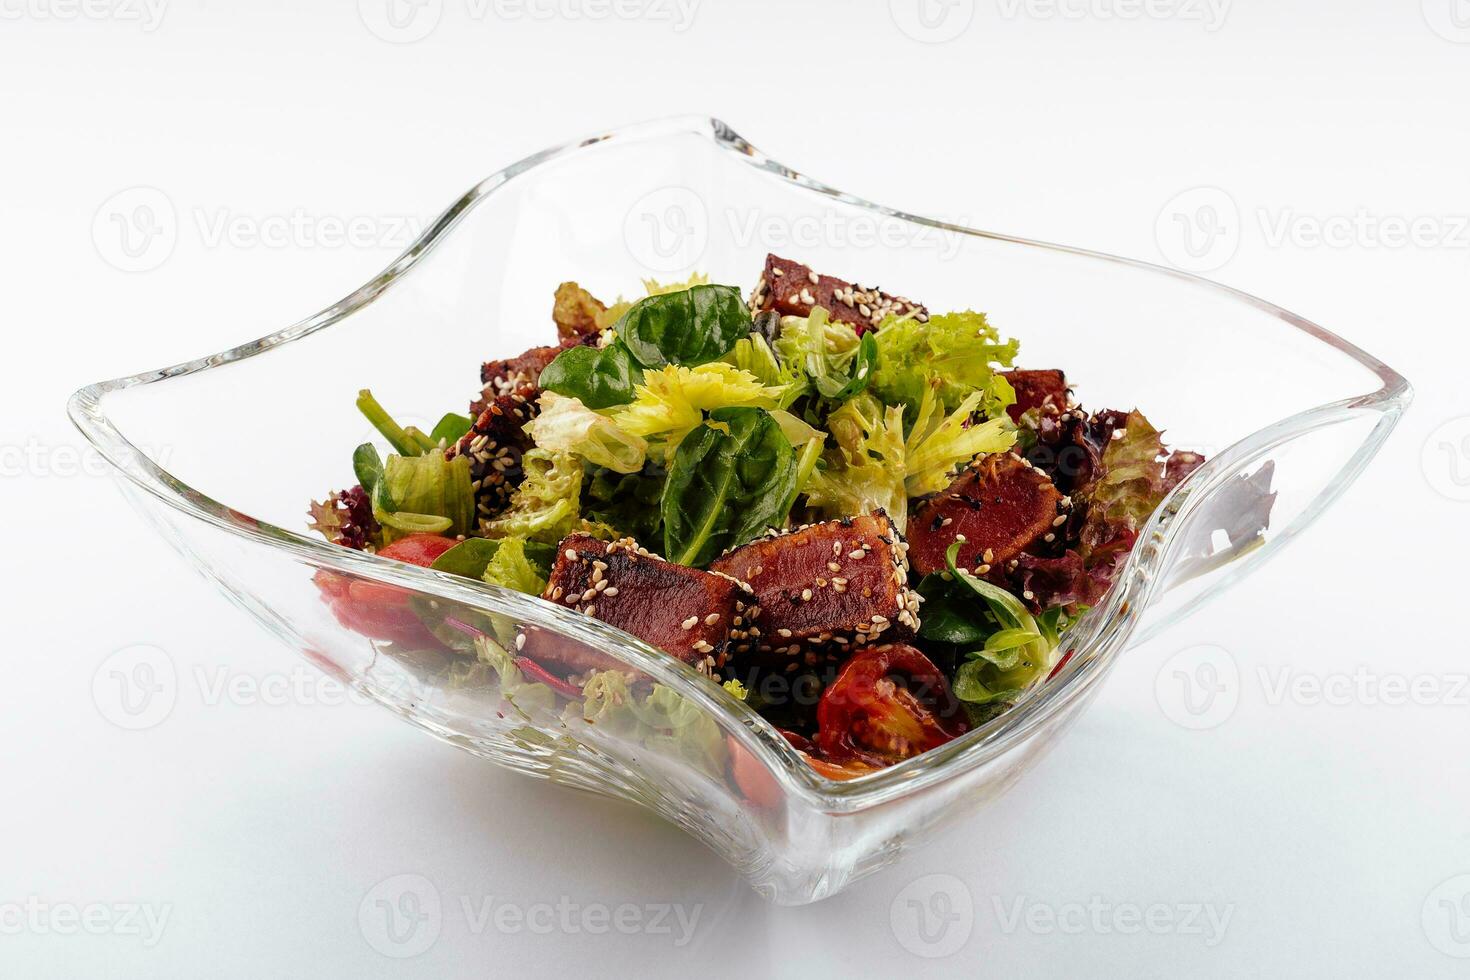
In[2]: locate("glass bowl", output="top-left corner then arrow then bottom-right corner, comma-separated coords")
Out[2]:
68,116 -> 1409,905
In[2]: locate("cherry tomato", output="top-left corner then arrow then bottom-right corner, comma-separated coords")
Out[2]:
815,643 -> 968,768
377,534 -> 459,567
314,534 -> 455,646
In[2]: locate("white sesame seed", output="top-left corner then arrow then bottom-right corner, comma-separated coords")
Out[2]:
704,613 -> 720,626
681,616 -> 698,630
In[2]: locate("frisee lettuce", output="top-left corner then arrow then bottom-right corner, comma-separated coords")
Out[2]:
903,384 -> 1017,498
800,389 -> 1017,531
773,306 -> 877,402
870,310 -> 1018,418
480,448 -> 583,543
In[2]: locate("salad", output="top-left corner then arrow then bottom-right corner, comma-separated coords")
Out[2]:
309,254 -> 1204,778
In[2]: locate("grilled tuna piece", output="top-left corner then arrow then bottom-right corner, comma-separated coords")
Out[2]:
907,453 -> 1069,577
710,512 -> 919,669
747,254 -> 927,335
520,534 -> 757,679
474,345 -> 563,415
447,383 -> 539,521
1001,369 -> 1070,423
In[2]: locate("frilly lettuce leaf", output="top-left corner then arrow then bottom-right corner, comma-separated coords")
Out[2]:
800,387 -> 1017,531
481,537 -> 548,596
903,384 -> 1017,498
611,363 -> 786,462
801,393 -> 909,529
870,310 -> 1019,418
480,448 -> 583,543
525,391 -> 647,474
773,306 -> 877,402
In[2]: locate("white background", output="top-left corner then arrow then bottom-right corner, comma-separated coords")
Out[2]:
3,1 -> 1468,976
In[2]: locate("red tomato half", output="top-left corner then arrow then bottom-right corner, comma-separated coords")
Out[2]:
314,534 -> 455,646
815,643 -> 968,768
377,534 -> 459,567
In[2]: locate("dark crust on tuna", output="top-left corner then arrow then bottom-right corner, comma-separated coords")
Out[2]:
446,383 -> 540,523
710,512 -> 920,670
473,345 -> 564,416
906,453 -> 1068,577
1001,369 -> 1070,423
521,534 -> 758,679
748,254 -> 928,335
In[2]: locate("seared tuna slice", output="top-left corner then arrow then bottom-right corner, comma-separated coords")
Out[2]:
907,453 -> 1068,576
474,344 -> 564,414
521,534 -> 757,678
710,512 -> 919,669
748,254 -> 927,335
446,383 -> 539,521
1001,369 -> 1070,423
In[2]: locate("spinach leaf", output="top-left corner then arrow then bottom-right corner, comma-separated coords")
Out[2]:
618,284 -> 750,369
584,461 -> 667,544
661,407 -> 796,567
429,412 -> 474,447
538,341 -> 642,409
430,537 -> 502,578
429,536 -> 556,582
352,443 -> 386,498
915,573 -> 993,645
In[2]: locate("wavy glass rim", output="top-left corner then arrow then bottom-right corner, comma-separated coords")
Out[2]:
68,115 -> 1410,813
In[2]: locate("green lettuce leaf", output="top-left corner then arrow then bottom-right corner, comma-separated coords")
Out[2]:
481,537 -> 548,595
526,391 -> 648,474
801,393 -> 909,530
903,384 -> 1017,498
870,310 -> 1019,417
375,450 -> 475,541
480,449 -> 583,544
773,306 -> 877,402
